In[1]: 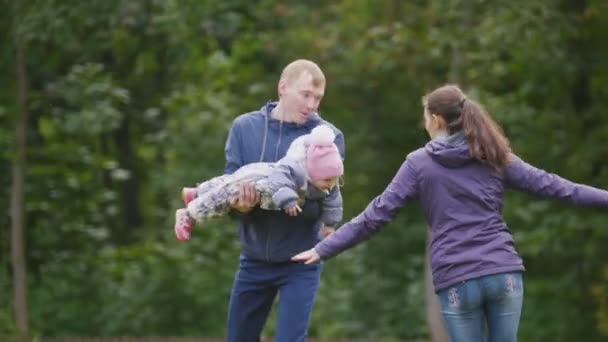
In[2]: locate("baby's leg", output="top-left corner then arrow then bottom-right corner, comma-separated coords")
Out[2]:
195,174 -> 231,197
186,185 -> 234,224
196,164 -> 267,196
183,175 -> 231,206
255,178 -> 280,211
174,208 -> 194,241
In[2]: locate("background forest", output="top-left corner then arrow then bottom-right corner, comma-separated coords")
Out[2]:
2,0 -> 608,340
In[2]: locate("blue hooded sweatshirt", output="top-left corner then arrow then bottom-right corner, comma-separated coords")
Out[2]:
315,132 -> 608,291
225,102 -> 345,262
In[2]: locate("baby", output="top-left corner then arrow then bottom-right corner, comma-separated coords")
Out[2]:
174,125 -> 344,241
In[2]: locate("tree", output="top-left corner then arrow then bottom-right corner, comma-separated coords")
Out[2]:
10,0 -> 29,336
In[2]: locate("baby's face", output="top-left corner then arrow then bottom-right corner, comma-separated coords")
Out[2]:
311,176 -> 339,192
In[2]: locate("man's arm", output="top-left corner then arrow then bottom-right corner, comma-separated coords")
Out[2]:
324,123 -> 345,233
320,185 -> 343,228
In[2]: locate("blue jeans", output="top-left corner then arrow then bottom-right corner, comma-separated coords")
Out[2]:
436,272 -> 524,342
226,257 -> 323,342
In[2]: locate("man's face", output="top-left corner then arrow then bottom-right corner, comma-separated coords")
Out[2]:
279,72 -> 325,124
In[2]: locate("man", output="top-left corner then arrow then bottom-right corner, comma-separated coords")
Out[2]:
224,59 -> 345,341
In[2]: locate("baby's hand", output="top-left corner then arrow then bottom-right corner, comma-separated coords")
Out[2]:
285,204 -> 302,216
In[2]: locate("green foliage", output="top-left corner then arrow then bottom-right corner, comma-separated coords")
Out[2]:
1,0 -> 607,340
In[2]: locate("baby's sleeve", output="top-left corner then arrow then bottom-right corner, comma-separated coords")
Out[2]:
269,161 -> 306,209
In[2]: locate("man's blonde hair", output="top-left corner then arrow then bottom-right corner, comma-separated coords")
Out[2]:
280,59 -> 326,87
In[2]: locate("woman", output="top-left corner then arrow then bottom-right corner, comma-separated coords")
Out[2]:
292,84 -> 608,341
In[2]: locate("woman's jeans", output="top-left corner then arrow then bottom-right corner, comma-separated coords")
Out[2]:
436,272 -> 524,342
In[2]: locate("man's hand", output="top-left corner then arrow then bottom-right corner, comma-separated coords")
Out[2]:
321,226 -> 335,238
230,182 -> 259,213
291,248 -> 321,264
285,204 -> 302,216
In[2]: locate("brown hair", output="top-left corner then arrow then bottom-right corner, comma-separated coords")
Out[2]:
280,59 -> 326,87
423,84 -> 512,170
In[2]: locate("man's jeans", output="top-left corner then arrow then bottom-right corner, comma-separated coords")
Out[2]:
226,257 -> 322,342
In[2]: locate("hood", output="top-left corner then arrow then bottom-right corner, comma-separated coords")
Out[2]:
424,131 -> 473,168
260,101 -> 322,130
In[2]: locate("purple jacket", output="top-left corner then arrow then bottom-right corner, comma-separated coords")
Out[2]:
315,132 -> 608,291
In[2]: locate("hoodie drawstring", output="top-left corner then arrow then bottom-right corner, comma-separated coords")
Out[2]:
274,120 -> 283,162
259,113 -> 268,162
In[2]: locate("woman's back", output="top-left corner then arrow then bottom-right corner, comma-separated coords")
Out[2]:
410,132 -> 523,291
300,84 -> 608,342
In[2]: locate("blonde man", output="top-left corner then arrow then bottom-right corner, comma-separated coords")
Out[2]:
224,59 -> 345,341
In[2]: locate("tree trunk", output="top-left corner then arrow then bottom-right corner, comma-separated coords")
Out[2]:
425,231 -> 449,342
11,0 -> 29,336
113,118 -> 143,243
564,0 -> 598,338
425,2 -> 471,340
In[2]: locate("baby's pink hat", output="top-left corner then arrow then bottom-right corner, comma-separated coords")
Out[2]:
306,125 -> 344,181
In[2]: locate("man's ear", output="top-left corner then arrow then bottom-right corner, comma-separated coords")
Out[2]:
278,80 -> 287,98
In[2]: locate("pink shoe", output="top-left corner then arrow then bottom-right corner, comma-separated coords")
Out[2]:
175,208 -> 194,241
182,187 -> 197,206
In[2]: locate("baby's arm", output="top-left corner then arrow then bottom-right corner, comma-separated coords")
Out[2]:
273,186 -> 300,212
268,161 -> 307,214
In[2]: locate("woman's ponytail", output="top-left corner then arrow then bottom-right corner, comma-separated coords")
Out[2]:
424,85 -> 511,170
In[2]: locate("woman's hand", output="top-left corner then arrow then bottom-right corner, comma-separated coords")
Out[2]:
291,248 -> 321,264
